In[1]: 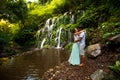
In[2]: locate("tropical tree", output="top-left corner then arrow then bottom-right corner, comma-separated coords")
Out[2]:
6,0 -> 28,26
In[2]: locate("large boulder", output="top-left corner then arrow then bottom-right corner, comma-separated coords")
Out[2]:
86,43 -> 101,57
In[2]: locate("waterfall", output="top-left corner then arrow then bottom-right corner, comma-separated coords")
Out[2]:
40,38 -> 46,48
49,18 -> 55,32
55,29 -> 59,42
71,15 -> 75,24
45,18 -> 55,34
36,18 -> 56,49
37,19 -> 50,49
36,10 -> 84,49
55,27 -> 63,48
52,18 -> 55,24
69,12 -> 75,24
45,18 -> 50,31
36,14 -> 71,49
48,18 -> 55,45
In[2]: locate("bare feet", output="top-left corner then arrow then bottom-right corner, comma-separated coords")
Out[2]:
79,63 -> 84,67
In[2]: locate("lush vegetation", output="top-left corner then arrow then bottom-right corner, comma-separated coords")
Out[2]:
102,60 -> 120,80
0,0 -> 120,53
0,0 -> 120,79
109,60 -> 120,75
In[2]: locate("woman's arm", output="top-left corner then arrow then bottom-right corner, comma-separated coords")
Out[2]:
74,38 -> 82,42
74,31 -> 81,35
73,34 -> 81,42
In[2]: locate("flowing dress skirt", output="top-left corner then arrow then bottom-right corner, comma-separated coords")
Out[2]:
68,43 -> 80,65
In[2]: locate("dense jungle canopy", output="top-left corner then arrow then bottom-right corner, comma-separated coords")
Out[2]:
0,0 -> 120,55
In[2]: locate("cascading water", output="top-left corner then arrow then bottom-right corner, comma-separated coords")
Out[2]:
70,12 -> 75,24
40,38 -> 46,48
36,15 -> 72,49
36,10 -> 84,49
56,27 -> 63,48
36,18 -> 56,49
45,18 -> 50,31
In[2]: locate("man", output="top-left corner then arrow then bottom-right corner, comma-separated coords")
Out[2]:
77,25 -> 86,66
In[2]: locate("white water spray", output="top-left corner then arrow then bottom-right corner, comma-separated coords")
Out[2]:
40,38 -> 46,48
55,27 -> 63,48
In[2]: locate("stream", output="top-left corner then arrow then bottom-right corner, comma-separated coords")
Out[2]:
0,48 -> 70,80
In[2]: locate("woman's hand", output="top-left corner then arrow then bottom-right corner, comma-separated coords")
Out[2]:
74,31 -> 81,35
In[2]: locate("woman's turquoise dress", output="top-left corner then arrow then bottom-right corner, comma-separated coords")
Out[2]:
68,35 -> 80,65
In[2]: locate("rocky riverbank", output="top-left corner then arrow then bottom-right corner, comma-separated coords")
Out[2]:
42,49 -> 120,80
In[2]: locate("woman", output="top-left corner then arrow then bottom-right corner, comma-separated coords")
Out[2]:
68,28 -> 81,65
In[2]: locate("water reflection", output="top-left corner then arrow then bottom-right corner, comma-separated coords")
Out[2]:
0,48 -> 70,80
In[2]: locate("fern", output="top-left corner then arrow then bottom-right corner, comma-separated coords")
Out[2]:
109,60 -> 120,75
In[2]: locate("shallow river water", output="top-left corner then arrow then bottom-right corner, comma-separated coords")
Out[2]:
0,48 -> 70,80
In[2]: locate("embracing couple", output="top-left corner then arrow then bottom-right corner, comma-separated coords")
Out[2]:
68,25 -> 86,67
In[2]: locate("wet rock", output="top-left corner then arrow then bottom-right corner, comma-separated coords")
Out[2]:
86,43 -> 101,58
49,68 -> 54,72
90,69 -> 106,80
107,34 -> 120,43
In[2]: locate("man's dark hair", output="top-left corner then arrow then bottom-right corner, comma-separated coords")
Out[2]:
78,25 -> 84,29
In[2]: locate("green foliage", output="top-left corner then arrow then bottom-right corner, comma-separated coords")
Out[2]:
61,0 -> 81,12
102,77 -> 120,80
0,0 -> 120,55
64,24 -> 78,31
76,0 -> 120,44
0,0 -> 7,10
101,22 -> 120,39
29,0 -> 66,16
25,0 -> 67,33
77,7 -> 98,28
0,32 -> 9,46
0,19 -> 20,39
109,60 -> 120,75
102,61 -> 120,80
0,19 -> 20,53
14,29 -> 35,46
65,43 -> 73,51
0,31 -> 11,53
4,0 -> 28,23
